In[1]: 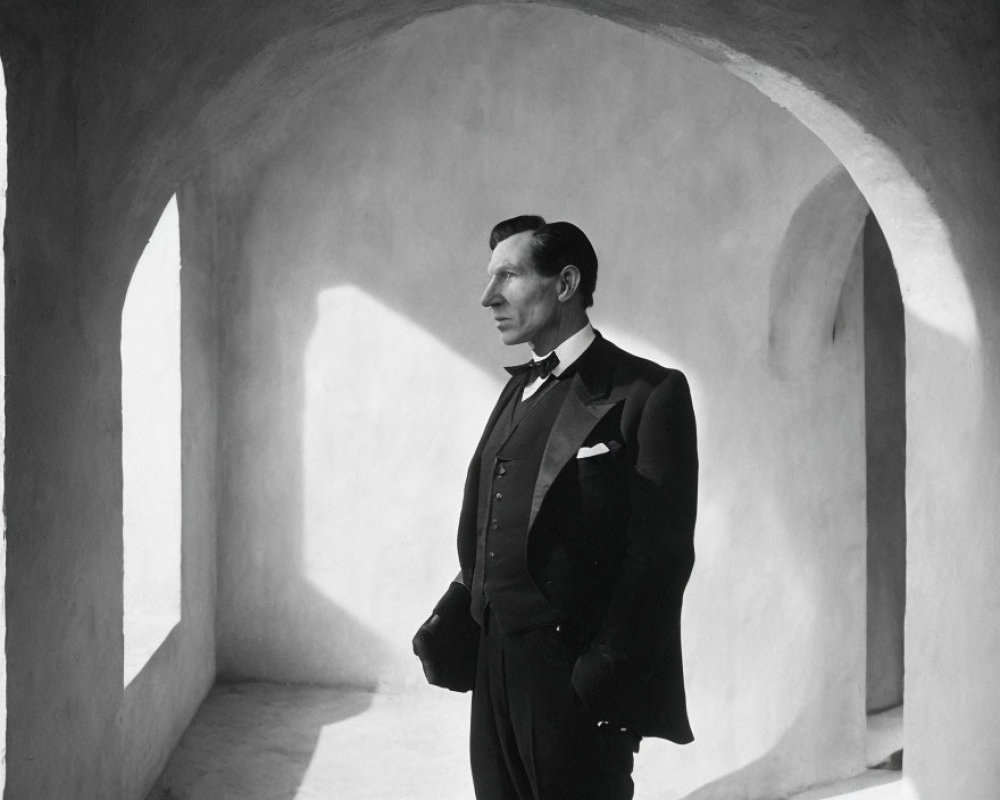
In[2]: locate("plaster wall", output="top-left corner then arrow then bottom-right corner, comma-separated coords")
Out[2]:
214,8 -> 868,797
0,22 -> 218,793
2,29 -> 129,798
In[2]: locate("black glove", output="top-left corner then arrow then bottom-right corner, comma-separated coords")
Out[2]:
412,582 -> 479,692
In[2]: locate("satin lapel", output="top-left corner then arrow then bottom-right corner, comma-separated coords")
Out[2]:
528,373 -> 618,532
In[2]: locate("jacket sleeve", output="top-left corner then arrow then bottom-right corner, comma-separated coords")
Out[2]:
571,369 -> 698,723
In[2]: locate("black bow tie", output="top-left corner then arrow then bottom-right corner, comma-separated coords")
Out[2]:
505,352 -> 560,382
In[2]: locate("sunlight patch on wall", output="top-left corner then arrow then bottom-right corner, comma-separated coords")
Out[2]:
122,195 -> 182,686
303,285 -> 498,680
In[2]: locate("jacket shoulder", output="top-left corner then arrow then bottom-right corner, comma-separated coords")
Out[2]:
597,336 -> 689,394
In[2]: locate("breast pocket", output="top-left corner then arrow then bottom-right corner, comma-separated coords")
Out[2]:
576,448 -> 627,516
577,451 -> 613,481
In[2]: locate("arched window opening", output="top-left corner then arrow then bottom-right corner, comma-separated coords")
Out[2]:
863,211 -> 906,768
766,169 -> 906,772
122,195 -> 182,686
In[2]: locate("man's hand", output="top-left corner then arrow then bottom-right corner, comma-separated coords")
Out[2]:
571,644 -> 625,725
411,582 -> 479,692
412,613 -> 444,684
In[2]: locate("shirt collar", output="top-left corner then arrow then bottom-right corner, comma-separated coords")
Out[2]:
532,322 -> 596,377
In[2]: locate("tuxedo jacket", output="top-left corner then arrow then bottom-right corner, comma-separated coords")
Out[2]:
429,332 -> 697,744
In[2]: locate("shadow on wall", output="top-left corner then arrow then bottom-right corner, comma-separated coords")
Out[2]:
216,235 -> 507,687
863,212 -> 906,715
217,277 -> 407,688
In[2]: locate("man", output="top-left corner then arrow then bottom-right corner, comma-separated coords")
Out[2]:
413,216 -> 698,800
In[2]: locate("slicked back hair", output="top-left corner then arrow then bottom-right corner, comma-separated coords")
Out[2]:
488,215 -> 598,308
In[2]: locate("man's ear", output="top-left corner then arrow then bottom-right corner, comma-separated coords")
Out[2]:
557,265 -> 581,303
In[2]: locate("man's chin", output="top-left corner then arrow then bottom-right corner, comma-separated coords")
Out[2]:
497,330 -> 526,347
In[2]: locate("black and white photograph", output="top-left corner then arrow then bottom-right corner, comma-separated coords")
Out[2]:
0,2 -> 997,799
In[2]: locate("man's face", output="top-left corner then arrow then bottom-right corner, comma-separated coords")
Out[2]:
481,231 -> 561,349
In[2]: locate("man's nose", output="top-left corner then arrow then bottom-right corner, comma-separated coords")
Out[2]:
481,277 -> 501,308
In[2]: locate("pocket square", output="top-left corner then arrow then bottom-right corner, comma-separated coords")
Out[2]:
577,443 -> 610,459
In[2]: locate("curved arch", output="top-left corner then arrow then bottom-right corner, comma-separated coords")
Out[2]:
699,48 -> 979,345
86,1 -> 984,347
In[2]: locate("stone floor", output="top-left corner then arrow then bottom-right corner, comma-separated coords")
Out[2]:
147,683 -> 902,800
146,684 -> 474,800
790,771 -> 900,800
788,705 -> 903,800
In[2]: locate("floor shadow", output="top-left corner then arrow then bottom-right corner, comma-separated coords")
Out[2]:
789,770 -> 901,800
145,682 -> 374,800
677,709 -> 810,800
145,683 -> 475,800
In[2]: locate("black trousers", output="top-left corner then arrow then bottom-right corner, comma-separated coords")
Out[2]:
470,608 -> 636,800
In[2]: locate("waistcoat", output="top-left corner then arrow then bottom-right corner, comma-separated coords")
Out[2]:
469,376 -> 573,632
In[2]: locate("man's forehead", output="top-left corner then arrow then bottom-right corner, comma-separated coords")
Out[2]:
488,230 -> 535,272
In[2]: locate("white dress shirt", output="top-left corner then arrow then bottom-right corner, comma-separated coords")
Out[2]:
521,322 -> 596,400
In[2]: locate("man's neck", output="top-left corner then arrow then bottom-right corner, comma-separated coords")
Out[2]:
530,312 -> 590,356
